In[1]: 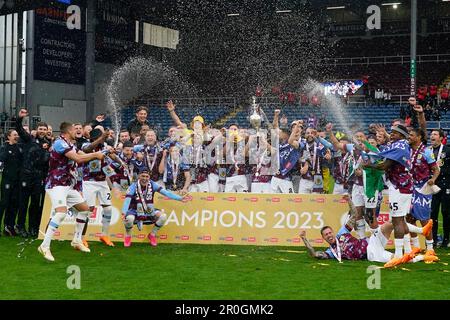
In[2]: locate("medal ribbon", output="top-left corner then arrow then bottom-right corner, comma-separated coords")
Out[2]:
145,145 -> 158,171
330,237 -> 342,262
137,180 -> 151,213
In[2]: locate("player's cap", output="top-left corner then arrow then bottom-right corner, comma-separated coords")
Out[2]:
138,167 -> 150,175
391,124 -> 409,138
192,115 -> 204,124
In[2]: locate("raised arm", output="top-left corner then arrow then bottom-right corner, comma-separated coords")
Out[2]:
166,100 -> 187,129
16,109 -> 32,143
272,109 -> 281,129
288,125 -> 302,149
299,229 -> 329,259
82,130 -> 109,153
325,123 -> 344,152
410,98 -> 427,138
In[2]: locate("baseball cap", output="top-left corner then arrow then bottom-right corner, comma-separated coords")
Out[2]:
391,124 -> 409,138
138,167 -> 150,175
192,115 -> 205,124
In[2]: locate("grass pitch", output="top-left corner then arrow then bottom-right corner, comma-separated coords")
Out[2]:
0,236 -> 449,300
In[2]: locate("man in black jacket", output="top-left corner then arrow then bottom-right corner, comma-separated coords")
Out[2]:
15,109 -> 51,237
429,129 -> 450,247
0,129 -> 22,236
126,106 -> 151,136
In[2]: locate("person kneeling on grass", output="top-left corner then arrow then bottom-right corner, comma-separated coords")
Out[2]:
122,167 -> 189,247
299,196 -> 437,266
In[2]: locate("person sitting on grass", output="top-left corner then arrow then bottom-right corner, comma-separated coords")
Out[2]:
299,196 -> 436,265
122,167 -> 190,247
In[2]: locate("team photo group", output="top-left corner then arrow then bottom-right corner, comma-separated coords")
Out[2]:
1,96 -> 449,271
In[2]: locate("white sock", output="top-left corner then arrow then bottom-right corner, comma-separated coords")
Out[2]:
412,255 -> 425,263
411,236 -> 420,248
403,234 -> 412,254
151,214 -> 167,235
42,212 -> 66,248
426,240 -> 434,251
394,238 -> 403,258
74,211 -> 89,242
101,206 -> 112,236
124,215 -> 135,236
356,219 -> 366,238
406,222 -> 422,234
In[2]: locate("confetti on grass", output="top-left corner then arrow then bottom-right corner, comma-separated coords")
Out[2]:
273,258 -> 291,262
276,250 -> 305,254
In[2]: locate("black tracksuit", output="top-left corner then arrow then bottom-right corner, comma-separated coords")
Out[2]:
431,144 -> 450,244
15,118 -> 50,234
0,142 -> 23,230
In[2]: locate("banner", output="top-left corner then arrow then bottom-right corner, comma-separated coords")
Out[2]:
95,0 -> 136,64
33,1 -> 86,84
39,193 -> 393,248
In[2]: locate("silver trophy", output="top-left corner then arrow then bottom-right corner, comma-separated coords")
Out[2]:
249,96 -> 262,130
249,96 -> 263,176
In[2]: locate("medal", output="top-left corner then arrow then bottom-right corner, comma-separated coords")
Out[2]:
311,170 -> 316,176
330,237 -> 342,262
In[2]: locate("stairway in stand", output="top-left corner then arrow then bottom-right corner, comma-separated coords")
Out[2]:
213,105 -> 245,128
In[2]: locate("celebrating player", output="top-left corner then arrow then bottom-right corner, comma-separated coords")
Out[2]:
300,196 -> 435,263
407,128 -> 440,257
122,167 -> 190,247
80,127 -> 117,247
364,124 -> 414,267
38,122 -> 105,262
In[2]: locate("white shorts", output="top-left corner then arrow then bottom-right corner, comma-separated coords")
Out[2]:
333,183 -> 348,195
388,185 -> 412,218
225,175 -> 248,193
189,180 -> 209,193
82,180 -> 112,207
291,175 -> 301,193
367,227 -> 393,263
352,184 -> 365,207
298,179 -> 314,194
271,177 -> 294,194
208,173 -> 220,193
364,190 -> 379,209
47,186 -> 85,209
251,182 -> 272,193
